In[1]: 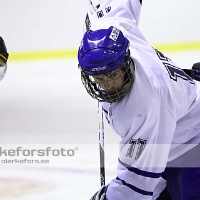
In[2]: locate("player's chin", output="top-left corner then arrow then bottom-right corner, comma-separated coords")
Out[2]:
108,90 -> 116,95
107,86 -> 123,94
108,89 -> 117,94
107,89 -> 120,95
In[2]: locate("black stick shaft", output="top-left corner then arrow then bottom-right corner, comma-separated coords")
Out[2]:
98,101 -> 105,186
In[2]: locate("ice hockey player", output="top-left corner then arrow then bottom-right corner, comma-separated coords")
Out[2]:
78,0 -> 200,199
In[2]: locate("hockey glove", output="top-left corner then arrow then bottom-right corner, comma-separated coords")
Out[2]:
0,36 -> 9,81
183,62 -> 200,82
90,185 -> 108,200
191,62 -> 200,81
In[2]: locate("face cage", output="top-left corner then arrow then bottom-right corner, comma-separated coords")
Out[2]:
80,58 -> 135,103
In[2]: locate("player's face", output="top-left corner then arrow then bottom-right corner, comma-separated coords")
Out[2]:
93,69 -> 125,93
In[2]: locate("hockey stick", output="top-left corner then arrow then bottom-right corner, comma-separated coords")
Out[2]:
98,101 -> 105,186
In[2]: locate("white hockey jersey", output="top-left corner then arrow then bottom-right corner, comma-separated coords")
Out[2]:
86,0 -> 200,199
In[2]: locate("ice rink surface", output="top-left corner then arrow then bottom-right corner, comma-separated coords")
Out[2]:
0,50 -> 199,199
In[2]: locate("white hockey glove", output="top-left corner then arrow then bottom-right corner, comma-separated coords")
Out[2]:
90,185 -> 108,200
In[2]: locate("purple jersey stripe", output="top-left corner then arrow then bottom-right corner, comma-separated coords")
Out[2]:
102,108 -> 108,114
118,158 -> 163,178
116,177 -> 153,196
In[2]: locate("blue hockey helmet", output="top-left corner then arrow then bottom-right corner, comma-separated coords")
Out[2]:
78,26 -> 135,103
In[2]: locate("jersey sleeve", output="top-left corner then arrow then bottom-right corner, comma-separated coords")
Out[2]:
88,0 -> 142,30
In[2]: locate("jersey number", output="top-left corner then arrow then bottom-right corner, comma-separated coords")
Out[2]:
155,49 -> 195,85
97,6 -> 111,18
126,138 -> 147,160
